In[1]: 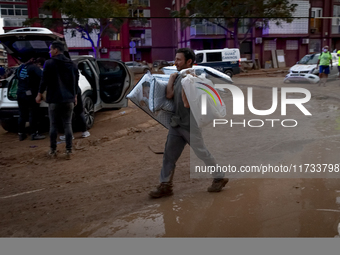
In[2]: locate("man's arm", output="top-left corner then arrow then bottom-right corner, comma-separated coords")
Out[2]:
166,72 -> 178,99
36,61 -> 50,103
74,67 -> 80,106
182,88 -> 190,108
75,65 -> 80,92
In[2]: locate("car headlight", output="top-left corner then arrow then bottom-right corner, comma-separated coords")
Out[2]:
311,68 -> 318,74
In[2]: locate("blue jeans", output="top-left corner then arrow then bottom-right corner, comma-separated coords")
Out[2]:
160,126 -> 224,183
48,103 -> 74,151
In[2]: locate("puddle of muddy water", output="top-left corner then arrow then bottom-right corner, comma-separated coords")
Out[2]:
49,178 -> 340,237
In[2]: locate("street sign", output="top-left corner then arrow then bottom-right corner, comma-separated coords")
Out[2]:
129,41 -> 136,48
129,48 -> 136,54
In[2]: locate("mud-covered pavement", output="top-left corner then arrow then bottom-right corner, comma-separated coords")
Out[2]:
1,74 -> 340,237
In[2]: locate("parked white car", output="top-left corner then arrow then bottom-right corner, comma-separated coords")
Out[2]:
284,53 -> 339,84
125,61 -> 150,74
0,27 -> 134,132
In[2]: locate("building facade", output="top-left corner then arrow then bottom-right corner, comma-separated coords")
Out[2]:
1,0 -> 340,68
0,0 -> 176,65
173,0 -> 340,68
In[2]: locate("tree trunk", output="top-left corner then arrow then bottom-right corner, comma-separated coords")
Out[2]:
91,46 -> 100,59
95,47 -> 100,59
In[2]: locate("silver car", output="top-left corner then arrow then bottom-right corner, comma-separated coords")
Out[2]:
125,61 -> 150,74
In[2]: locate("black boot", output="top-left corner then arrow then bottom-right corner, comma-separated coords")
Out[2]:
149,182 -> 173,198
207,178 -> 229,192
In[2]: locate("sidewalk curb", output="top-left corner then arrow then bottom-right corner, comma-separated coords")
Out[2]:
239,69 -> 290,76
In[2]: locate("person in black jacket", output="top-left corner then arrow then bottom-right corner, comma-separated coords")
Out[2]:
36,41 -> 79,159
17,58 -> 46,141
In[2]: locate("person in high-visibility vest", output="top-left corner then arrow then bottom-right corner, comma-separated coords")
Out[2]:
316,45 -> 332,86
337,49 -> 340,79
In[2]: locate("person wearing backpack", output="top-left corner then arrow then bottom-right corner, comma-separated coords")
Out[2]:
316,46 -> 333,87
16,58 -> 46,141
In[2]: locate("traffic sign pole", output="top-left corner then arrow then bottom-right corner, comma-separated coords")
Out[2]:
129,41 -> 136,61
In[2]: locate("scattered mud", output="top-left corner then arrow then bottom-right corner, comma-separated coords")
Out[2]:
1,76 -> 340,237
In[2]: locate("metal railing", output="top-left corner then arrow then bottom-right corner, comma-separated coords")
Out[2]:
3,18 -> 26,27
135,39 -> 152,47
190,24 -> 225,36
332,25 -> 340,34
129,20 -> 152,28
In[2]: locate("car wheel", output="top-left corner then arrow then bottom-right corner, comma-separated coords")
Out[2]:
225,70 -> 233,78
83,96 -> 95,130
0,118 -> 18,132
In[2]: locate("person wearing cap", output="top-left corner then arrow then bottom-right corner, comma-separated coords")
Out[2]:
316,46 -> 332,86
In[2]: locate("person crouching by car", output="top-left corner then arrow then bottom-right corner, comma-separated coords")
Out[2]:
316,46 -> 332,87
16,57 -> 46,141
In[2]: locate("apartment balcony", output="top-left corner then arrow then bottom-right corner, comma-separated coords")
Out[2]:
129,20 -> 152,28
138,41 -> 152,47
127,0 -> 150,6
3,17 -> 27,28
331,17 -> 340,34
332,25 -> 340,34
190,24 -> 225,36
131,39 -> 152,47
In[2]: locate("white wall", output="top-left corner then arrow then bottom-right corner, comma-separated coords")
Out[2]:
0,18 -> 4,34
263,1 -> 310,35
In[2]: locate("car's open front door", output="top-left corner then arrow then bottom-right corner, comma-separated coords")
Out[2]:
96,59 -> 134,108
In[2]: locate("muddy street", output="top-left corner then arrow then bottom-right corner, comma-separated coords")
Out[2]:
1,75 -> 340,237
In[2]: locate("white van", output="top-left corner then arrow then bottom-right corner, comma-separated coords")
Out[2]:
194,48 -> 241,77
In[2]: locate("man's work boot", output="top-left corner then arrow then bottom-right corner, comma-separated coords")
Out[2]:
65,150 -> 73,160
149,182 -> 173,198
48,149 -> 57,159
207,178 -> 229,192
